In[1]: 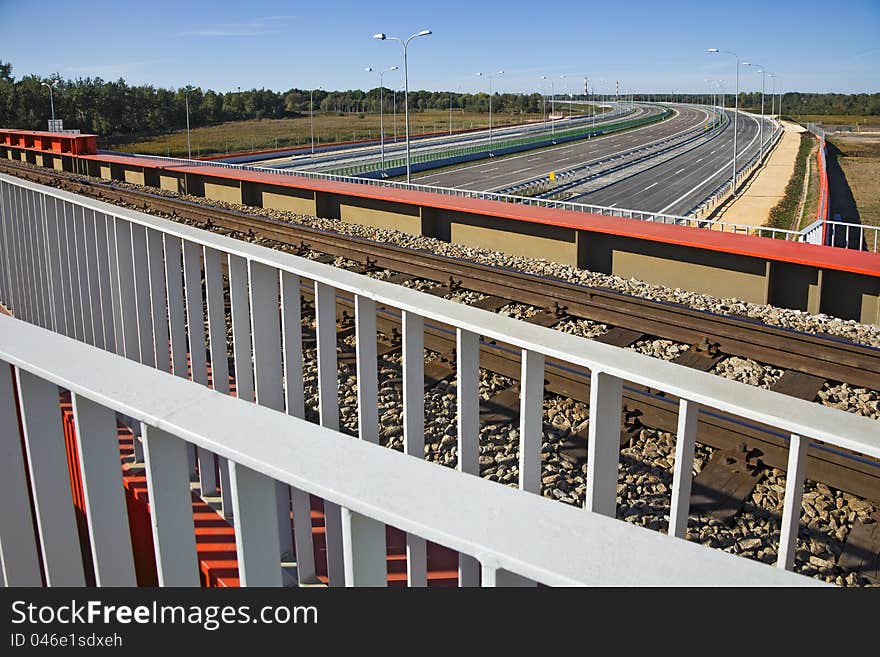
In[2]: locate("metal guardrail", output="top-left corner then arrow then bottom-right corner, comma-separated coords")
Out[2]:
4,172 -> 878,587
325,107 -> 667,178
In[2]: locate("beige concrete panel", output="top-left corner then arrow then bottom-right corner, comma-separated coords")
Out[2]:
122,167 -> 145,185
338,196 -> 422,236
447,214 -> 578,266
203,177 -> 242,204
861,293 -> 880,326
260,185 -> 317,214
159,173 -> 185,194
612,249 -> 769,304
99,164 -> 113,180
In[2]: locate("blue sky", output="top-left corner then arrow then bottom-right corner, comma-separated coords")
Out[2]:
2,0 -> 878,94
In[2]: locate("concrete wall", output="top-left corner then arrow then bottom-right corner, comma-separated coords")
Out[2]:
251,182 -> 317,214
435,209 -> 579,266
580,233 -> 770,304
159,172 -> 185,194
121,166 -> 145,186
319,193 -> 424,236
202,176 -> 242,204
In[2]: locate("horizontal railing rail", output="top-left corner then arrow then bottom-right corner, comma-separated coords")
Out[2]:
2,172 -> 876,587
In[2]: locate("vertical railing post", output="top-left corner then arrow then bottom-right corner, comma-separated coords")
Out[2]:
457,328 -> 481,586
228,462 -> 283,586
402,310 -> 427,587
339,295 -> 387,587
204,247 -> 232,516
113,218 -> 138,360
315,281 -> 344,586
141,424 -> 200,587
669,399 -> 699,538
94,213 -> 116,352
182,241 -> 216,497
15,369 -> 85,586
145,228 -> 170,372
130,224 -> 154,365
249,261 -> 295,559
42,197 -> 65,336
585,370 -> 622,517
778,434 -> 810,571
280,271 -> 315,584
71,393 -> 137,586
0,363 -> 42,585
519,349 -> 544,494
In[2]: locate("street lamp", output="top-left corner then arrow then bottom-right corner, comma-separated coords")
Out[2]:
365,66 -> 398,170
708,48 -> 741,192
309,87 -> 323,155
183,85 -> 193,159
743,62 -> 767,161
476,70 -> 503,150
767,73 -> 777,117
374,29 -> 432,183
538,77 -> 548,133
561,74 -> 573,119
541,75 -> 555,134
41,81 -> 56,126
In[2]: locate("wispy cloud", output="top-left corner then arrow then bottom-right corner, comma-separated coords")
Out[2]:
176,16 -> 297,38
64,60 -> 167,79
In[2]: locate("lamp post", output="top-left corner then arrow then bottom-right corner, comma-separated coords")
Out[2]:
541,75 -> 555,134
768,73 -> 777,117
41,81 -> 56,125
392,84 -> 402,143
183,86 -> 192,159
708,48 -> 741,192
538,77 -> 548,133
365,66 -> 398,170
374,29 -> 432,184
561,74 -> 573,119
744,62 -> 766,161
476,70 -> 503,150
309,87 -> 322,154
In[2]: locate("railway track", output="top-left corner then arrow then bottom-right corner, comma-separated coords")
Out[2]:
3,160 -> 880,508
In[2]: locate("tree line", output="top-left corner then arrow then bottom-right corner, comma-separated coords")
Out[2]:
2,61 -> 878,138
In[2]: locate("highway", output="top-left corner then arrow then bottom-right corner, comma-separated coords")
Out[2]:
577,109 -> 776,215
260,102 -> 644,171
410,104 -> 714,191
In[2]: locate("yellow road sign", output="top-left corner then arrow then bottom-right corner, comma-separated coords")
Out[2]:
549,171 -> 556,181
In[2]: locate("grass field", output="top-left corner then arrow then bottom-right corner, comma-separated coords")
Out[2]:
791,114 -> 880,128
829,135 -> 880,229
99,108 -> 605,158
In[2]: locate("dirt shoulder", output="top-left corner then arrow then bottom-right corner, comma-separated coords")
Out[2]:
713,121 -> 804,227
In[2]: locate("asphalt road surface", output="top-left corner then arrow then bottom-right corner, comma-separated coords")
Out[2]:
261,102 -> 643,171
578,109 -> 775,215
411,104 -> 713,191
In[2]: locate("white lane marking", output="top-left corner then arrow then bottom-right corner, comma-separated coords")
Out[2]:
656,111 -> 762,214
695,158 -> 703,163
607,203 -> 618,208
644,182 -> 659,190
674,168 -> 685,175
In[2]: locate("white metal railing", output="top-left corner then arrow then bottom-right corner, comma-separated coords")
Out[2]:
3,172 -> 878,587
0,315 -> 819,587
